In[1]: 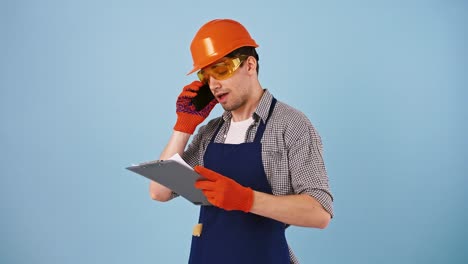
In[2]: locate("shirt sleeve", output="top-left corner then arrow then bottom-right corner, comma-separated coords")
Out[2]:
286,114 -> 334,217
181,117 -> 222,167
181,126 -> 206,168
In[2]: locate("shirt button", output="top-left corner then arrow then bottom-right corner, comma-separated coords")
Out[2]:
224,134 -> 227,138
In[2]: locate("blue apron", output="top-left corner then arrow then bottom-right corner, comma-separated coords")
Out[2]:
189,98 -> 290,264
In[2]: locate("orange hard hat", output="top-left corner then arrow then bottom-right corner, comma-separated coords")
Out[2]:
187,19 -> 259,75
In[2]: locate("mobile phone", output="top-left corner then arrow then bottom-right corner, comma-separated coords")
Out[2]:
192,84 -> 215,111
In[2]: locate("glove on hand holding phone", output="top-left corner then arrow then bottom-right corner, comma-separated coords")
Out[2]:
174,81 -> 217,134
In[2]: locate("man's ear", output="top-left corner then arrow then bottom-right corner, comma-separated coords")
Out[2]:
246,56 -> 257,74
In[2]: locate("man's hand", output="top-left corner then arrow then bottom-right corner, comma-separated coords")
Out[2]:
194,166 -> 254,212
174,81 -> 217,134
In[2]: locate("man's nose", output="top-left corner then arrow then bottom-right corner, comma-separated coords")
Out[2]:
209,76 -> 221,91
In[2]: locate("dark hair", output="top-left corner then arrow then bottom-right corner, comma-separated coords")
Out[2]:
226,46 -> 260,74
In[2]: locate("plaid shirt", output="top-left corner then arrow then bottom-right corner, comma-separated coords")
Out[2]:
181,90 -> 333,263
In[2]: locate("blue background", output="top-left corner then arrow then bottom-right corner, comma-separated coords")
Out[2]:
1,0 -> 467,263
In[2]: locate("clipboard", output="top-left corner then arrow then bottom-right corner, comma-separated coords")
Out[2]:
126,160 -> 211,206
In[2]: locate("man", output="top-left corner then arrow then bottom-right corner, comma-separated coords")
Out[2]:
150,19 -> 333,264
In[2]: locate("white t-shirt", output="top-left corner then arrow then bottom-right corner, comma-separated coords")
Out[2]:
224,117 -> 254,144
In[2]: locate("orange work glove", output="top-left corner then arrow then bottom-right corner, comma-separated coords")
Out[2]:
194,166 -> 254,213
174,81 -> 217,134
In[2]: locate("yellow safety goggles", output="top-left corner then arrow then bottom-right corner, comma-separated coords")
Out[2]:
197,55 -> 248,84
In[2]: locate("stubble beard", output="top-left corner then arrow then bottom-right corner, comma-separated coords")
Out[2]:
220,93 -> 249,112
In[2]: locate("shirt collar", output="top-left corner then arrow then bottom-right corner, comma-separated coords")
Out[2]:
221,89 -> 273,123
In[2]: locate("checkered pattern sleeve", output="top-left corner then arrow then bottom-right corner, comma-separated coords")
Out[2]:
283,108 -> 334,217
256,92 -> 333,218
182,117 -> 222,167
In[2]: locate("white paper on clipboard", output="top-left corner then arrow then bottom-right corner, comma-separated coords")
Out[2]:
167,153 -> 193,169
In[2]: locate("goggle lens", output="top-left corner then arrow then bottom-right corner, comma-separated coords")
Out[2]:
197,55 -> 248,84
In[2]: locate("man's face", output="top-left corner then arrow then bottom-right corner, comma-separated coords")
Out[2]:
207,61 -> 253,112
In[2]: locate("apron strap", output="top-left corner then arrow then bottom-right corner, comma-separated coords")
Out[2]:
254,97 -> 277,143
210,118 -> 225,143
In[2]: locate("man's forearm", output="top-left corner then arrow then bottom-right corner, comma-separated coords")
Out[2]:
149,131 -> 192,201
159,131 -> 192,159
250,192 -> 331,228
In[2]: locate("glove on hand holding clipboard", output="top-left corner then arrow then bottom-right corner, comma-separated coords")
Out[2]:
194,165 -> 254,213
174,81 -> 217,134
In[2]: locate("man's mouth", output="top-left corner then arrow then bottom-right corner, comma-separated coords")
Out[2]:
216,92 -> 228,103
